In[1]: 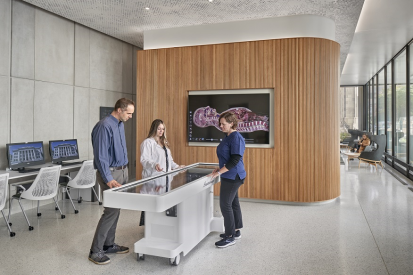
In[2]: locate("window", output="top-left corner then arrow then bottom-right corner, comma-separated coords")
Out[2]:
394,50 -> 407,162
372,76 -> 377,135
378,71 -> 385,135
409,43 -> 413,165
369,80 -> 373,132
386,64 -> 392,154
340,86 -> 360,140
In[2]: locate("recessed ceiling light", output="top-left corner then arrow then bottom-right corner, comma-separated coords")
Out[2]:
145,7 -> 150,10
208,0 -> 214,2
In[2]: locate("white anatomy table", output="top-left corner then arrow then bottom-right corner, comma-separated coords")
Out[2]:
103,163 -> 223,265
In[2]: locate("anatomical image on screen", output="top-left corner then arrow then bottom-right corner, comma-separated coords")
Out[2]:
188,93 -> 270,144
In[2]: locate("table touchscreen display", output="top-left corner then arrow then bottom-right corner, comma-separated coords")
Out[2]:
117,165 -> 218,195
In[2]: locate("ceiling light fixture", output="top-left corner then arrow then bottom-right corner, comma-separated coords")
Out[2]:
208,0 -> 214,2
145,7 -> 150,10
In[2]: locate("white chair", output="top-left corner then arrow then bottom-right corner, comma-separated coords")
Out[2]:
0,174 -> 15,237
8,166 -> 64,231
59,160 -> 101,214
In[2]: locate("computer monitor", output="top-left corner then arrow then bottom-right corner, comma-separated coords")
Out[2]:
6,141 -> 45,172
49,139 -> 80,164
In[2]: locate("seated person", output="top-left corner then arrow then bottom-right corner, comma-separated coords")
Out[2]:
353,134 -> 370,153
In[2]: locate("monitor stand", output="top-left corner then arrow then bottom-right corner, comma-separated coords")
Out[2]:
14,167 -> 41,174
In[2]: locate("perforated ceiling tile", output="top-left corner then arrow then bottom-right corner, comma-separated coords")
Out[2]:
22,0 -> 364,72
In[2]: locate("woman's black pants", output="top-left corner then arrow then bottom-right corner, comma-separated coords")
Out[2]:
220,175 -> 244,237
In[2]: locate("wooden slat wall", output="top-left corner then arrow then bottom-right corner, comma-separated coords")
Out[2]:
136,38 -> 340,202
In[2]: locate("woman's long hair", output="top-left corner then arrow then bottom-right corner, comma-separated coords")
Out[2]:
147,119 -> 169,147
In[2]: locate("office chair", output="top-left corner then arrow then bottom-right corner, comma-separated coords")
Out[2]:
8,166 -> 64,231
0,174 -> 15,237
59,160 -> 102,214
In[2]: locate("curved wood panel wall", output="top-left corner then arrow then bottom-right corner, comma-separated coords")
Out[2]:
136,38 -> 340,202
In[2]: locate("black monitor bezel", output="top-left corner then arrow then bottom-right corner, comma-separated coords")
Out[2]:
49,139 -> 80,164
6,141 -> 46,170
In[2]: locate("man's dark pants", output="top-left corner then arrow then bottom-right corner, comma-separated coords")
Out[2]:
91,168 -> 128,253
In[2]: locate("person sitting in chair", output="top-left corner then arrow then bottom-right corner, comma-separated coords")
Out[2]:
354,134 -> 371,153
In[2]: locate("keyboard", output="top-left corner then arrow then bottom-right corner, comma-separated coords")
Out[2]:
17,168 -> 41,173
61,161 -> 85,166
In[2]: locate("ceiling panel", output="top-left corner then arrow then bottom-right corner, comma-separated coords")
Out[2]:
23,0 -> 364,73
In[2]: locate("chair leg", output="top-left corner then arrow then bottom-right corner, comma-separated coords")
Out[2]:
91,187 -> 102,205
7,197 -> 13,225
37,201 -> 41,217
17,199 -> 33,231
78,189 -> 81,203
53,197 -> 65,219
1,210 -> 15,237
66,188 -> 78,214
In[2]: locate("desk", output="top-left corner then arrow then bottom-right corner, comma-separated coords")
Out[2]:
0,161 -> 87,214
0,161 -> 84,184
104,163 -> 223,266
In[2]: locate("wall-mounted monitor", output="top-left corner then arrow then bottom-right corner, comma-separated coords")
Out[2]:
188,89 -> 274,148
6,141 -> 45,172
49,139 -> 80,164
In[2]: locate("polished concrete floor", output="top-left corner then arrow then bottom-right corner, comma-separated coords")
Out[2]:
1,160 -> 413,275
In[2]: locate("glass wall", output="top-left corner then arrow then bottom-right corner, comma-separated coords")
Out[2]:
386,64 -> 392,154
369,80 -> 373,132
394,50 -> 407,162
378,70 -> 385,135
410,43 -> 413,165
374,79 -> 376,133
365,40 -> 413,175
340,86 -> 360,140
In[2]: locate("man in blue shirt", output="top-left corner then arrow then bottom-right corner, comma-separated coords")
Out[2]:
89,98 -> 135,265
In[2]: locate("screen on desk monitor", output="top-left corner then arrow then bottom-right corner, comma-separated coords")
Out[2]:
6,141 -> 45,169
49,139 -> 79,163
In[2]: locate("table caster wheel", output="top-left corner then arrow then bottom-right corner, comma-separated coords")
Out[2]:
9,222 -> 12,226
78,200 -> 82,203
10,232 -> 16,237
170,254 -> 180,266
61,215 -> 65,219
99,202 -> 102,205
55,207 -> 58,210
75,210 -> 79,214
137,253 -> 145,261
37,213 -> 41,217
29,226 -> 34,231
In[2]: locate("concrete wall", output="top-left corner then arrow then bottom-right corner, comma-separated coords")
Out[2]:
0,0 -> 139,213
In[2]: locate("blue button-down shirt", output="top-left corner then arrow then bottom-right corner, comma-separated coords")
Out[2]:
217,131 -> 246,180
91,115 -> 128,183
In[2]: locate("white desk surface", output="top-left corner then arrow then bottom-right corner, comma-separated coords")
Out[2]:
0,161 -> 85,184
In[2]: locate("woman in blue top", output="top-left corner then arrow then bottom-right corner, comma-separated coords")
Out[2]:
210,111 -> 246,248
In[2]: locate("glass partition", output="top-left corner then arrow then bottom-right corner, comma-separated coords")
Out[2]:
410,43 -> 413,165
339,86 -> 360,140
386,64 -> 393,154
372,76 -> 377,135
378,71 -> 385,135
394,50 -> 407,162
369,80 -> 373,132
